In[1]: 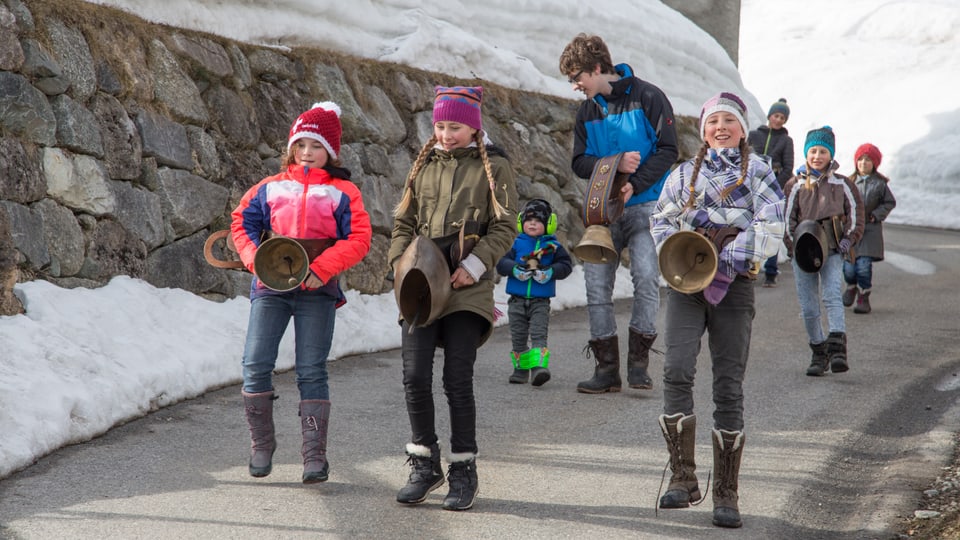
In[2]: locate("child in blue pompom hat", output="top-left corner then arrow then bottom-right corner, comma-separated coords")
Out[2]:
783,125 -> 865,377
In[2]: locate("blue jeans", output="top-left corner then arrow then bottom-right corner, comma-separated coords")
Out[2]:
792,253 -> 845,344
584,202 -> 659,338
763,254 -> 778,276
241,292 -> 337,400
843,256 -> 873,290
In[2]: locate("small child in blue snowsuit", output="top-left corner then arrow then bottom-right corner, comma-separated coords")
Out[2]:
496,199 -> 573,386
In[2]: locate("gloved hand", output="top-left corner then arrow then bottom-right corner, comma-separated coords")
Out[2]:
838,238 -> 852,254
512,265 -> 533,281
533,267 -> 554,284
702,272 -> 734,306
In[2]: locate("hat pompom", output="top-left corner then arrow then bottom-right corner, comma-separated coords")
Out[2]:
311,101 -> 341,118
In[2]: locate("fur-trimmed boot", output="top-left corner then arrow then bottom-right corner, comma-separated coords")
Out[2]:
658,413 -> 702,508
827,331 -> 849,373
806,341 -> 830,376
576,335 -> 621,394
627,329 -> 655,390
242,390 -> 276,478
854,288 -> 871,314
842,284 -> 858,307
712,429 -> 745,528
300,399 -> 331,483
397,443 -> 444,504
442,453 -> 479,511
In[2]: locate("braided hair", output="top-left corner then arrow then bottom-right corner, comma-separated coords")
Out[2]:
682,138 -> 750,210
393,130 -> 507,218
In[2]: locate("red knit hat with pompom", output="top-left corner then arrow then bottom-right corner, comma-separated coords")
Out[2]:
288,101 -> 342,159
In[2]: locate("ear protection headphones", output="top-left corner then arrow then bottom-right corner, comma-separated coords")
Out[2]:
516,198 -> 557,235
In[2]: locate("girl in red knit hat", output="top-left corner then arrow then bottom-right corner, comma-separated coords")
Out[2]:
388,85 -> 518,511
231,102 -> 372,485
842,143 -> 897,314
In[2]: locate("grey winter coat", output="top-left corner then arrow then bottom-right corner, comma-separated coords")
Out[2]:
852,172 -> 896,260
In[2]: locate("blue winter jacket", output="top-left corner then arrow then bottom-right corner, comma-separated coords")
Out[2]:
571,63 -> 679,206
496,233 -> 573,298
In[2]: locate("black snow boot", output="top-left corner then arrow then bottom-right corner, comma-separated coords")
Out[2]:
396,443 -> 444,504
576,335 -> 621,394
805,341 -> 829,376
827,331 -> 849,373
442,453 -> 479,511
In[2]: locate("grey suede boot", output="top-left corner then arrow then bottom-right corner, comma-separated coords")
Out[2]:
300,399 -> 330,483
242,390 -> 276,478
712,429 -> 745,528
658,413 -> 702,508
576,335 -> 622,394
397,443 -> 444,504
854,289 -> 872,314
627,330 -> 656,390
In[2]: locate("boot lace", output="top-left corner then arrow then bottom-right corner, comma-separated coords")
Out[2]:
654,431 -> 708,516
301,415 -> 326,462
405,455 -> 435,482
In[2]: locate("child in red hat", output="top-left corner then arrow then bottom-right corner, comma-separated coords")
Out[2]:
842,143 -> 897,313
231,101 -> 372,485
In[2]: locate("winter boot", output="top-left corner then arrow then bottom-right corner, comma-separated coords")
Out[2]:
442,453 -> 479,511
854,288 -> 872,314
658,413 -> 702,508
627,329 -> 655,390
576,335 -> 622,394
242,390 -> 276,478
508,351 -> 529,384
826,331 -> 849,373
529,348 -> 551,387
300,400 -> 331,483
805,341 -> 829,376
712,429 -> 745,528
842,284 -> 858,307
396,443 -> 444,504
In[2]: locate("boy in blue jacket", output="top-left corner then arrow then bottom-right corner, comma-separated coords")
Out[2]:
496,199 -> 573,386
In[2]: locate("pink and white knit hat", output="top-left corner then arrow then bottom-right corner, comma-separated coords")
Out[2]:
699,92 -> 748,140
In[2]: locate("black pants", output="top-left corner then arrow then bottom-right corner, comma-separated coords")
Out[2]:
401,311 -> 486,454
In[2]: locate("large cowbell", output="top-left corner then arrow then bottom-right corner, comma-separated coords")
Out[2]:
794,220 -> 830,273
658,230 -> 719,294
573,225 -> 618,264
393,236 -> 452,329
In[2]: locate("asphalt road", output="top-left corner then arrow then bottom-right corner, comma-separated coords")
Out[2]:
1,224 -> 958,540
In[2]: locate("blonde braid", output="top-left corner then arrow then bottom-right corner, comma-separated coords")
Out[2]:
393,135 -> 437,216
716,139 -> 749,202
682,143 -> 709,210
475,131 -> 507,218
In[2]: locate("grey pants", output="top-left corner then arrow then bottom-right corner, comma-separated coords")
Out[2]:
662,276 -> 755,431
507,296 -> 551,352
